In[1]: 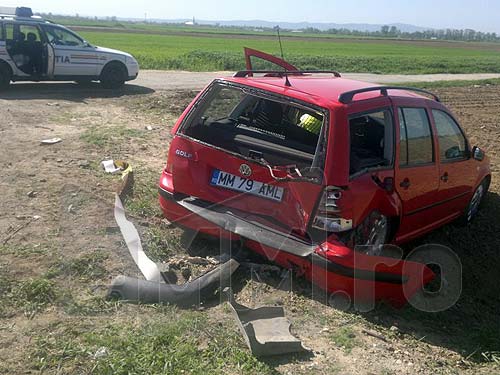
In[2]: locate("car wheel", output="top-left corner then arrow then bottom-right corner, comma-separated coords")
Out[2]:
100,62 -> 126,89
0,64 -> 12,91
462,179 -> 489,224
353,211 -> 390,255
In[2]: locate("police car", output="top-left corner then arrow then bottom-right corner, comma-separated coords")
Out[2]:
0,6 -> 139,89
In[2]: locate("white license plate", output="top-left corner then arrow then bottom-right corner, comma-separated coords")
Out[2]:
210,170 -> 284,202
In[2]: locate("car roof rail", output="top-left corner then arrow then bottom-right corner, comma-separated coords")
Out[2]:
339,86 -> 441,104
234,70 -> 342,78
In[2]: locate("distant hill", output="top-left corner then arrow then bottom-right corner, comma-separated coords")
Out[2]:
128,18 -> 432,33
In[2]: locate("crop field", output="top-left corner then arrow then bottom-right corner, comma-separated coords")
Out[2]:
76,29 -> 500,73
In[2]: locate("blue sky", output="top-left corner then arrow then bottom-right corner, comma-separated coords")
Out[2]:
3,0 -> 500,33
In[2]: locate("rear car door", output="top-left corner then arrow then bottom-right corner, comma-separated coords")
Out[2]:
430,108 -> 476,219
394,102 -> 440,241
4,22 -> 46,77
41,25 -> 98,77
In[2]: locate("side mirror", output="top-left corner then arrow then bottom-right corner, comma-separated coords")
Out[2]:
472,146 -> 485,161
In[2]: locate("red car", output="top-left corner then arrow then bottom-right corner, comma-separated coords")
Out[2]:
159,49 -> 491,307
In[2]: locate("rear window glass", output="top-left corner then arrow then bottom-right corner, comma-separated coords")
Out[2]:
181,83 -> 326,173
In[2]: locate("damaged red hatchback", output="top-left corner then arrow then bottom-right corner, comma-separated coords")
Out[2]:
159,50 -> 491,307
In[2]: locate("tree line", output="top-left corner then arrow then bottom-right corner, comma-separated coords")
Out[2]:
301,25 -> 499,42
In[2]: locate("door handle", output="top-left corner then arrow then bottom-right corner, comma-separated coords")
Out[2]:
400,178 -> 411,189
441,172 -> 449,182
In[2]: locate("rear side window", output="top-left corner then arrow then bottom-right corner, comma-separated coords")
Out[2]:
432,110 -> 468,161
4,23 -> 41,42
349,109 -> 394,175
398,107 -> 434,166
5,23 -> 14,41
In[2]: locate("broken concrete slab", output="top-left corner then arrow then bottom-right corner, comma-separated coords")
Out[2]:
227,292 -> 309,357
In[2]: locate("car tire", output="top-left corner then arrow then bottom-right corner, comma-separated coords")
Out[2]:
352,211 -> 390,255
460,178 -> 489,225
100,62 -> 126,89
0,64 -> 12,91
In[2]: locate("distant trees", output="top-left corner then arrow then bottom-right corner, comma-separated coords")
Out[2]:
320,25 -> 500,42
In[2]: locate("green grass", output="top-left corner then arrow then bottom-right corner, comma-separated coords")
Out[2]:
16,278 -> 57,315
47,251 -> 108,281
32,310 -> 276,374
124,167 -> 163,218
144,226 -> 182,263
77,30 -> 500,74
0,243 -> 51,257
330,326 -> 358,353
80,125 -> 144,147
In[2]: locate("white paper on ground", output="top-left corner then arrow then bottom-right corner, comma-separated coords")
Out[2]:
101,160 -> 122,174
114,194 -> 164,283
40,137 -> 62,145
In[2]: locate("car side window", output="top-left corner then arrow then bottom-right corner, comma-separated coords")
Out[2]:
4,23 -> 41,42
349,109 -> 394,175
398,107 -> 434,166
4,23 -> 14,41
43,26 -> 85,47
432,110 -> 468,161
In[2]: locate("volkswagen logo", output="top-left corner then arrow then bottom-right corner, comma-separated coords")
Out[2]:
239,164 -> 252,177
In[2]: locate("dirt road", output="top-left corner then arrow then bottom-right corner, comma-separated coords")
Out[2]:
133,70 -> 500,90
0,82 -> 499,374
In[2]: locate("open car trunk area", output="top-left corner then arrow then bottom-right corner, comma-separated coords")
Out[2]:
170,81 -> 329,236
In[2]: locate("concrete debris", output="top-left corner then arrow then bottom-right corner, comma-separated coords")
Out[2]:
227,290 -> 309,357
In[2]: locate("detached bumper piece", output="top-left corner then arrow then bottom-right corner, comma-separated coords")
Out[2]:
162,195 -> 435,307
227,291 -> 309,357
108,259 -> 240,307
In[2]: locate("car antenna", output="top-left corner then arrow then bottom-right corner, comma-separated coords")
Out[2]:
276,25 -> 291,87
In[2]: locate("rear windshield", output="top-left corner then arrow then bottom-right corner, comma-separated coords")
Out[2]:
180,82 -> 327,175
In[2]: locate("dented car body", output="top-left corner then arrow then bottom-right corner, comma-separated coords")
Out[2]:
159,50 -> 490,306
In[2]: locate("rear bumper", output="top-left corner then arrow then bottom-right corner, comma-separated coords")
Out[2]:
159,188 -> 434,307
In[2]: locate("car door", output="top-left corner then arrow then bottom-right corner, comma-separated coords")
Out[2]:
394,100 -> 440,242
430,108 -> 476,219
41,25 -> 98,77
4,22 -> 47,77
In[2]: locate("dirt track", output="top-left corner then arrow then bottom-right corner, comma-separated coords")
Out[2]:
0,81 -> 499,374
133,70 -> 500,90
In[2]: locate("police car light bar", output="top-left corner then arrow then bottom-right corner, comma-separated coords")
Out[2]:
0,6 -> 33,17
0,6 -> 16,15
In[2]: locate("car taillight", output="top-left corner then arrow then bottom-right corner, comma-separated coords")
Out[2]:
160,158 -> 174,192
312,187 -> 353,232
165,159 -> 173,174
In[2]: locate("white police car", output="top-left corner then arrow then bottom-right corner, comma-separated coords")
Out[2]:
0,7 -> 139,89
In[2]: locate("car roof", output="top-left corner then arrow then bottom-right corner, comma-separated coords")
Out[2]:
0,15 -> 53,25
226,75 -> 430,107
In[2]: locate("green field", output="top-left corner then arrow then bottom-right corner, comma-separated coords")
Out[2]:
76,30 -> 500,73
